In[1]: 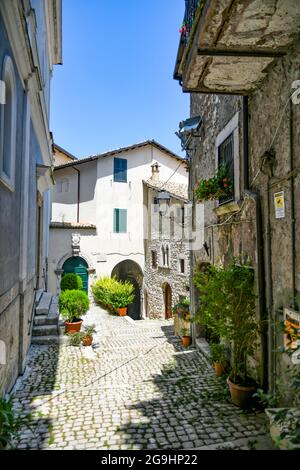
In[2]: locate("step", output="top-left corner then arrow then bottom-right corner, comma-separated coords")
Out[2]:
32,325 -> 58,337
35,292 -> 52,315
31,336 -> 61,345
35,290 -> 44,305
34,314 -> 58,326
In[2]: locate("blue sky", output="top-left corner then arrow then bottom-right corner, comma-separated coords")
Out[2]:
50,0 -> 189,159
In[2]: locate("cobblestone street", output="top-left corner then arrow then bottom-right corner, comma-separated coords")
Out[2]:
11,306 -> 274,450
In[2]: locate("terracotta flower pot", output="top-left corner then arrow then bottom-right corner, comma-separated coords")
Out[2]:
64,320 -> 83,335
117,307 -> 127,316
82,335 -> 93,346
213,361 -> 225,377
227,377 -> 256,408
182,335 -> 191,347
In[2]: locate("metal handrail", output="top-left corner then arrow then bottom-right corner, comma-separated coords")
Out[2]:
180,0 -> 202,48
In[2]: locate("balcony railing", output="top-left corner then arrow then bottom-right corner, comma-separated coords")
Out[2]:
180,0 -> 202,49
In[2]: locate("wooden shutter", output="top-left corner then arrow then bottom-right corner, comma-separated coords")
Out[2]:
114,208 -> 127,233
114,158 -> 127,182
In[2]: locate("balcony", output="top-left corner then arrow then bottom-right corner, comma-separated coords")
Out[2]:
174,0 -> 300,94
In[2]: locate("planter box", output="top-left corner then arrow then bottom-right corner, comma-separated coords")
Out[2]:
265,408 -> 300,450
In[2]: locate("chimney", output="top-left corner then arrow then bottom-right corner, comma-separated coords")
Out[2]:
151,162 -> 160,182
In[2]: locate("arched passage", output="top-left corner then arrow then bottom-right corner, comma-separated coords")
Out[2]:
111,260 -> 143,320
62,256 -> 89,292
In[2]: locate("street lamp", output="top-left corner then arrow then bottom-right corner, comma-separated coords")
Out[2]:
156,190 -> 171,215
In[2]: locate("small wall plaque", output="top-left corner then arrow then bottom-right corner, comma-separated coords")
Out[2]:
274,191 -> 285,219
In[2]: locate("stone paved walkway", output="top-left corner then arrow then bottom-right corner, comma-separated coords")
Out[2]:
11,305 -> 274,450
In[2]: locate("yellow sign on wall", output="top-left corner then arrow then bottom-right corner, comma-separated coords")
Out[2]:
274,191 -> 285,219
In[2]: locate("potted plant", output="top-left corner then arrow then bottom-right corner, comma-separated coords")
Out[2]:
172,297 -> 190,321
91,276 -> 120,312
194,259 -> 259,407
91,276 -> 135,315
60,273 -> 83,291
82,324 -> 96,346
109,280 -> 135,316
181,327 -> 191,347
194,165 -> 233,202
255,337 -> 300,449
209,343 -> 230,377
59,289 -> 89,334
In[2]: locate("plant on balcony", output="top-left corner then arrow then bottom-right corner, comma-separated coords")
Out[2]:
172,297 -> 190,321
194,165 -> 233,202
193,259 -> 259,407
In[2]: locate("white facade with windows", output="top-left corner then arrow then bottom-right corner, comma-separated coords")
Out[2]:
49,141 -> 188,320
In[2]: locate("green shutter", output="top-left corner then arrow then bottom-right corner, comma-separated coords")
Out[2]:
114,209 -> 127,233
119,209 -> 127,233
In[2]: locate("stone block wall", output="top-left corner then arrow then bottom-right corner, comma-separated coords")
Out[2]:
144,238 -> 190,319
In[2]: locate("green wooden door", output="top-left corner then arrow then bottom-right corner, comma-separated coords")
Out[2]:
62,257 -> 89,292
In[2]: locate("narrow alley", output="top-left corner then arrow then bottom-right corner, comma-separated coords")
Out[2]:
11,306 -> 273,450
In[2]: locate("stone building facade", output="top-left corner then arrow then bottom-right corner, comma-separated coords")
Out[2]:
0,0 -> 62,394
174,0 -> 300,390
143,170 -> 190,320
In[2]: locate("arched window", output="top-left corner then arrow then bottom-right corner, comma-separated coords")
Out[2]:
0,56 -> 17,191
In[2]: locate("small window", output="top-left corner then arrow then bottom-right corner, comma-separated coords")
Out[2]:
179,258 -> 185,274
218,132 -> 234,204
151,250 -> 157,269
114,208 -> 127,233
153,197 -> 159,213
57,178 -> 69,193
114,157 -> 127,183
161,245 -> 170,267
0,56 -> 17,191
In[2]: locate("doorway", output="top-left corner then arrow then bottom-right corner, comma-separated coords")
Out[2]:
164,283 -> 172,319
62,256 -> 89,292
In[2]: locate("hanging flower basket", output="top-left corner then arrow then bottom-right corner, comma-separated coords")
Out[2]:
194,166 -> 233,202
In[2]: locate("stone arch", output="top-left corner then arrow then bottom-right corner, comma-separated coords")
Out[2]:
55,251 -> 95,294
111,260 -> 143,320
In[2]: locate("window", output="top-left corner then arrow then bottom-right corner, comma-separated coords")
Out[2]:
57,178 -> 69,193
161,245 -> 170,267
218,132 -> 234,204
153,197 -> 159,213
114,157 -> 127,183
0,56 -> 17,191
114,208 -> 127,233
151,250 -> 157,269
179,258 -> 185,274
215,112 -> 240,205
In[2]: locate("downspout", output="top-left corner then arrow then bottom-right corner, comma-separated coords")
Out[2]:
289,100 -> 296,307
73,167 -> 80,223
243,96 -> 268,391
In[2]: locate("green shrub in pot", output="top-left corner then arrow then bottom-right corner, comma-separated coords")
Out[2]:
60,273 -> 83,291
59,289 -> 89,323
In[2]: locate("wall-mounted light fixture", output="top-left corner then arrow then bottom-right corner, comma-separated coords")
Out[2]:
175,115 -> 203,158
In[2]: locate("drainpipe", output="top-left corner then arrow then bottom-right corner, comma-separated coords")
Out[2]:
73,167 -> 80,223
243,96 -> 269,391
289,100 -> 296,307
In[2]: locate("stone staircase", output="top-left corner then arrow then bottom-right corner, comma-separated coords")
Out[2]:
31,291 -> 60,345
